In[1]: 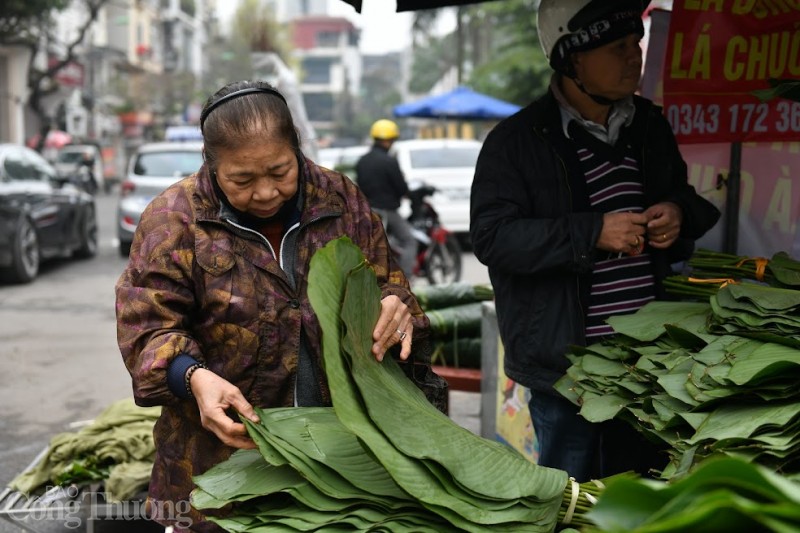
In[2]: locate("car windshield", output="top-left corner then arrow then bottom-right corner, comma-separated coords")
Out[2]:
134,151 -> 203,177
56,151 -> 87,164
408,147 -> 480,169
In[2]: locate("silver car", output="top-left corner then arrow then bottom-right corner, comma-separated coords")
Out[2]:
117,141 -> 204,256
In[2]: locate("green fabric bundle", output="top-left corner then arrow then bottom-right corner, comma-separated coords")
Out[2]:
9,398 -> 160,501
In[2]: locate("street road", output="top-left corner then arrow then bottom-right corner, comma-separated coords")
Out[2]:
0,189 -> 489,532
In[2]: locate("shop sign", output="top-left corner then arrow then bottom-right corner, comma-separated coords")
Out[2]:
663,1 -> 800,143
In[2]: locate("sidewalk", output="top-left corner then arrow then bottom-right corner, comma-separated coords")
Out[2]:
448,390 -> 482,435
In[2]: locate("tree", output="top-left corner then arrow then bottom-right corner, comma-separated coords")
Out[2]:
0,1 -> 68,43
409,0 -> 549,106
231,0 -> 292,61
466,0 -> 549,106
0,0 -> 110,151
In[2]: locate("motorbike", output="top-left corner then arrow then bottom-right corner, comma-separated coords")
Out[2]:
74,164 -> 99,195
56,163 -> 98,195
390,182 -> 463,285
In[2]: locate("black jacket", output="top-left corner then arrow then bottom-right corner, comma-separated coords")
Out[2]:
470,90 -> 720,395
355,144 -> 409,210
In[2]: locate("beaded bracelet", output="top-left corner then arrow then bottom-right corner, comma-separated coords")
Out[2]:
184,363 -> 207,398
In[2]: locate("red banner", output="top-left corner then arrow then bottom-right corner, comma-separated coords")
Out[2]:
663,1 -> 800,144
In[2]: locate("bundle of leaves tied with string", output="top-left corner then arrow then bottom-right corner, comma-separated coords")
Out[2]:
662,248 -> 800,299
413,282 -> 495,369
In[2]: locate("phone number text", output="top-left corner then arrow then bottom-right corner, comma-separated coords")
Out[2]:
666,101 -> 800,137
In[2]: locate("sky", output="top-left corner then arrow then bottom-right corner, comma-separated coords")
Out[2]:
215,1 -> 455,55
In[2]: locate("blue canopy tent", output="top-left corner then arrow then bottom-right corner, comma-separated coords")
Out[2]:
393,86 -> 521,120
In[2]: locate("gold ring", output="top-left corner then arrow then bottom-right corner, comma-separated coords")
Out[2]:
662,233 -> 667,241
631,235 -> 640,247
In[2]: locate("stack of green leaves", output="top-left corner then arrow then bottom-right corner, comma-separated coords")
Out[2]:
554,300 -> 800,482
709,283 -> 800,348
413,282 -> 494,310
583,456 -> 800,532
414,283 -> 494,369
192,237 -> 610,532
664,249 -> 800,299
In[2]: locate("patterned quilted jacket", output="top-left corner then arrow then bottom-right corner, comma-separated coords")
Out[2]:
116,156 -> 427,531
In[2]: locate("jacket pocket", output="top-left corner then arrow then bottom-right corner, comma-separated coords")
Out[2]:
195,226 -> 236,275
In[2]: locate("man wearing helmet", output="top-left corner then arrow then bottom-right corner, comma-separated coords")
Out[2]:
470,0 -> 720,481
356,119 -> 416,278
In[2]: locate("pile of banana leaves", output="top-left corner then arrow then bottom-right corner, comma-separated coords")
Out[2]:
414,282 -> 494,369
192,237 -> 582,532
190,238 -> 800,532
709,283 -> 800,348
582,456 -> 800,532
554,296 -> 800,482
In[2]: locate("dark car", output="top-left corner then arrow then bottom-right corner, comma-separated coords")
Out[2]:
0,143 -> 98,284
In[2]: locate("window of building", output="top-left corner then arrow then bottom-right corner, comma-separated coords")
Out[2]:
303,93 -> 335,122
302,57 -> 333,84
316,31 -> 339,48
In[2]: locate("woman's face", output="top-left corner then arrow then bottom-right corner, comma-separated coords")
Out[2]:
213,139 -> 299,217
573,33 -> 643,101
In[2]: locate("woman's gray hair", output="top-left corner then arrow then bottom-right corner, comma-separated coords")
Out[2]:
200,80 -> 301,169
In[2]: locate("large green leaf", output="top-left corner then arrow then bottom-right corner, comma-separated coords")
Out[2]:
587,457 -> 800,531
307,237 -> 568,530
337,249 -> 567,527
607,301 -> 711,342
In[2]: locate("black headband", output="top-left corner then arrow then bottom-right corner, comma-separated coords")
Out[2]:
199,87 -> 288,131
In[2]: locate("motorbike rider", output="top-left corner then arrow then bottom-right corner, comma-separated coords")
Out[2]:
78,150 -> 98,195
355,119 -> 416,278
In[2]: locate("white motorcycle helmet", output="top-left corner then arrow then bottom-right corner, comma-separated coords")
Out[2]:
537,0 -> 650,77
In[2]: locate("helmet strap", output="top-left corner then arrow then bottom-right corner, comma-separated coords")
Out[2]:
573,77 -> 619,106
555,58 -> 618,106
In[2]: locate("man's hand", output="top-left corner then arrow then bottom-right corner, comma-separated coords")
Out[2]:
596,212 -> 648,254
189,368 -> 260,449
371,295 -> 413,362
643,202 -> 683,249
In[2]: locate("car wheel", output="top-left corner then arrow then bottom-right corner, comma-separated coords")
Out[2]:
0,217 -> 40,284
119,241 -> 132,258
74,206 -> 98,259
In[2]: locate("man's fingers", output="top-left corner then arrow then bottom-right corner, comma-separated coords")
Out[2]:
628,212 -> 649,225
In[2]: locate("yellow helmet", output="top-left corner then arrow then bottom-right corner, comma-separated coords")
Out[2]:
369,119 -> 400,140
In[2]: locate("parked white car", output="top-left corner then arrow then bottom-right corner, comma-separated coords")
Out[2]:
390,138 -> 483,235
117,141 -> 204,256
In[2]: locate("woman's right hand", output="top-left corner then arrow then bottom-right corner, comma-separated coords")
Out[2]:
188,368 -> 260,449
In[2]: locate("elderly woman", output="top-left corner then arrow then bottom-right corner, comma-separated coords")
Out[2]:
116,80 -> 434,531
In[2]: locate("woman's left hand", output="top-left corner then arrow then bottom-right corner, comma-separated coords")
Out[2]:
372,295 -> 413,361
